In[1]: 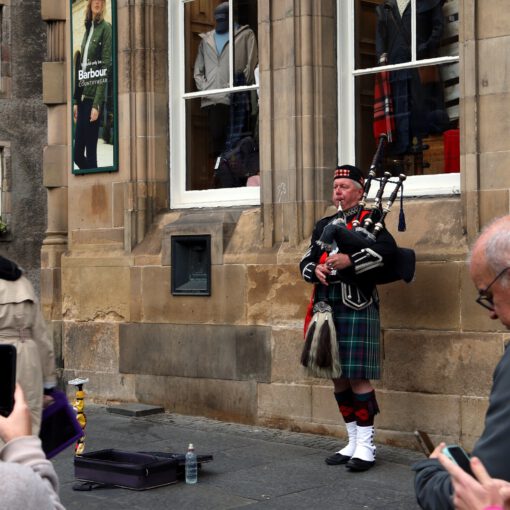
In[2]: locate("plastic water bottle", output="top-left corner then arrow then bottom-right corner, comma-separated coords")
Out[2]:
185,443 -> 197,484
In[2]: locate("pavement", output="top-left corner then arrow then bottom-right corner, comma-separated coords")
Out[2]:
52,404 -> 424,509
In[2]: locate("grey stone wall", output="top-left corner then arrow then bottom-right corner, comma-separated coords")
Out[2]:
0,0 -> 47,293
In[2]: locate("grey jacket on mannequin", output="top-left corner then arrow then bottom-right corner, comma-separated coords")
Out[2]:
194,24 -> 258,107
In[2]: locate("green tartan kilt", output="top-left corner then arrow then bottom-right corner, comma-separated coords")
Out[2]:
322,283 -> 381,380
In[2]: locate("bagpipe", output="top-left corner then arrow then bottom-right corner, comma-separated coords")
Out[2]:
316,134 -> 415,285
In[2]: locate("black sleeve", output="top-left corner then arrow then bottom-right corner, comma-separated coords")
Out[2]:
413,459 -> 454,510
299,220 -> 327,284
471,346 -> 510,480
418,4 -> 445,57
375,5 -> 388,61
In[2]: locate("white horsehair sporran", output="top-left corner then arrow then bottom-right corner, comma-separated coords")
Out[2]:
301,298 -> 341,379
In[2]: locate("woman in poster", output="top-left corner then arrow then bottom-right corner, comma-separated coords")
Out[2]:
73,0 -> 112,170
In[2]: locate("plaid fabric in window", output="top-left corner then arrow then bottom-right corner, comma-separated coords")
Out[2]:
373,70 -> 394,144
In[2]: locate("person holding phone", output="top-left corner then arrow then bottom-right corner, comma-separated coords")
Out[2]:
414,216 -> 510,509
0,384 -> 65,509
439,451 -> 510,510
0,255 -> 56,444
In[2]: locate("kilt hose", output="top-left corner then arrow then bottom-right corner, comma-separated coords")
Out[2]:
319,284 -> 381,380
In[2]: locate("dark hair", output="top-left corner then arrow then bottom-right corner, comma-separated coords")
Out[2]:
0,256 -> 22,281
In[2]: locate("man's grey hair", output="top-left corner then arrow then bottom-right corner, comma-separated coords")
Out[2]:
333,179 -> 363,190
470,216 -> 510,287
485,229 -> 510,287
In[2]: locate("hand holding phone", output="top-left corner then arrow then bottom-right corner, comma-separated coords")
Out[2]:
442,445 -> 473,476
0,344 -> 16,417
0,384 -> 32,443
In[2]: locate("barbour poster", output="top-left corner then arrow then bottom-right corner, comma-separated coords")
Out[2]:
71,0 -> 117,174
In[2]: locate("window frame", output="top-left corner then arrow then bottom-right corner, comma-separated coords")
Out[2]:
337,0 -> 461,197
168,0 -> 260,209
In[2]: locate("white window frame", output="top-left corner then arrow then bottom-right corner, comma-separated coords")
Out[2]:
337,0 -> 461,197
168,0 -> 260,209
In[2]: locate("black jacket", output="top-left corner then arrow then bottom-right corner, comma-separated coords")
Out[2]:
376,0 -> 444,63
299,210 -> 398,300
414,343 -> 510,509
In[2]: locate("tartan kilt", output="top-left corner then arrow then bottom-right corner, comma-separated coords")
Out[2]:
323,283 -> 381,380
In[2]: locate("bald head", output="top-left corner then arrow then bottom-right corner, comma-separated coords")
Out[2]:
469,216 -> 510,327
471,216 -> 510,272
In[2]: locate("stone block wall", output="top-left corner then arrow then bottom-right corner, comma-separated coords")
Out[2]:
0,0 -> 47,290
59,194 -> 504,452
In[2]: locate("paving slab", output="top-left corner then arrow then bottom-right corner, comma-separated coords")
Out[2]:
52,405 -> 423,509
107,403 -> 165,417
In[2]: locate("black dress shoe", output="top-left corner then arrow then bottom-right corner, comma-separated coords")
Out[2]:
325,452 -> 351,465
345,457 -> 375,471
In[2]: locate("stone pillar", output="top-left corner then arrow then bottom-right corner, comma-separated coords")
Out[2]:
117,0 -> 169,251
259,0 -> 337,247
460,0 -> 480,239
462,0 -> 510,237
40,0 -> 67,373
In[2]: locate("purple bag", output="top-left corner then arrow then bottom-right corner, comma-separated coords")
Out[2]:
40,389 -> 83,459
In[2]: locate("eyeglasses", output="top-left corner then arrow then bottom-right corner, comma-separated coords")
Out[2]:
476,267 -> 510,311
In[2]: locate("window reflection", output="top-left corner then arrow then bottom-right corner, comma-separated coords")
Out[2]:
375,0 -> 445,65
185,91 -> 259,190
355,0 -> 459,177
185,1 -> 259,190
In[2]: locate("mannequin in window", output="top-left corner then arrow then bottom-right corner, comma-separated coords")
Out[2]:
193,2 -> 258,186
375,0 -> 448,156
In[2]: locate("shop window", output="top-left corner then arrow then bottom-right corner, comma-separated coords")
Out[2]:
169,0 -> 260,208
338,0 -> 460,196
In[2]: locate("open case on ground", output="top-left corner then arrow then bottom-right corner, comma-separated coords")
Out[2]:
74,449 -> 213,490
74,450 -> 179,490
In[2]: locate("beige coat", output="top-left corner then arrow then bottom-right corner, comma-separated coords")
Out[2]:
0,276 -> 56,437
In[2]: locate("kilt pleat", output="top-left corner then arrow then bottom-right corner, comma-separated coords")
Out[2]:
324,284 -> 381,380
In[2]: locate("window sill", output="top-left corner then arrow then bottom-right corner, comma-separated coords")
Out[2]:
171,185 -> 260,209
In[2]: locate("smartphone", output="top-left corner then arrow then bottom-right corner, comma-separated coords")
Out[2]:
0,344 -> 16,417
442,445 -> 473,476
414,430 -> 435,456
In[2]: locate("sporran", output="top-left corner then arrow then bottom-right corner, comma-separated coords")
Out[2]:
300,300 -> 341,379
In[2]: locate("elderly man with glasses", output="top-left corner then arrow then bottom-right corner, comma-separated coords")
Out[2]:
414,215 -> 510,510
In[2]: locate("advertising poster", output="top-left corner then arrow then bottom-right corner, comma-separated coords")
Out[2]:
71,0 -> 117,174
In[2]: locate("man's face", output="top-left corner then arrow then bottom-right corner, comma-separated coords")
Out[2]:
470,249 -> 510,328
332,178 -> 363,210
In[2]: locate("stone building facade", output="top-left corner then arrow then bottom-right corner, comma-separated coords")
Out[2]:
0,0 -> 48,290
40,0 -> 510,452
